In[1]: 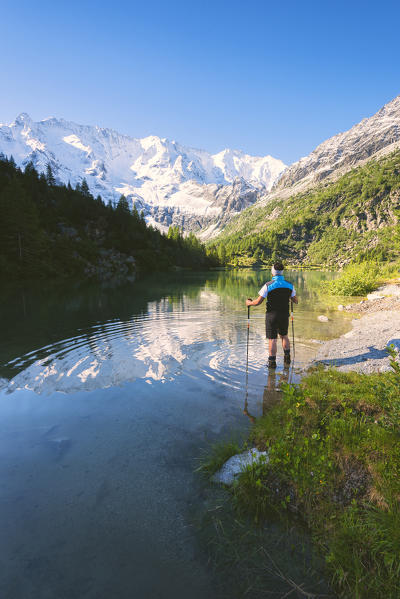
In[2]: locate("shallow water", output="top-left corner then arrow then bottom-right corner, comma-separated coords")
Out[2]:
0,270 -> 353,598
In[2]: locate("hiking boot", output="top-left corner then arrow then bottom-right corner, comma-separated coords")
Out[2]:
284,350 -> 291,365
268,356 -> 277,369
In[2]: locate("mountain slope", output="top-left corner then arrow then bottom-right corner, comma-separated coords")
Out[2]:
0,113 -> 286,235
273,95 -> 400,196
210,150 -> 400,267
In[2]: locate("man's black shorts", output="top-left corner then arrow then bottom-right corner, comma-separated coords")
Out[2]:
265,311 -> 289,339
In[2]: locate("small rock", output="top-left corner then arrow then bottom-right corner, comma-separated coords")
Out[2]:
344,330 -> 355,338
338,305 -> 345,311
212,448 -> 268,486
367,293 -> 385,301
345,305 -> 352,309
318,315 -> 329,322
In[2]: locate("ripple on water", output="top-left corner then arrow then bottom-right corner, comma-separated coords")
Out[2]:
3,310 -> 273,395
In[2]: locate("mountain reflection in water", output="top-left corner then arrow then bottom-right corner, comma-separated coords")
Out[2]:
1,270 -> 352,398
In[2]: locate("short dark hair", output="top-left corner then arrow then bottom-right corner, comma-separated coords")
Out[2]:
273,261 -> 284,271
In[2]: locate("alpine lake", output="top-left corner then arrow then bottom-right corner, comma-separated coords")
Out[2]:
0,270 -> 357,599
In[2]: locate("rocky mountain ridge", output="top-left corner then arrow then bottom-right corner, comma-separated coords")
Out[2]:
271,94 -> 400,199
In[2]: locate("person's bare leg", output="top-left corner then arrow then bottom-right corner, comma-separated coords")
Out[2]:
280,335 -> 290,350
281,335 -> 291,364
268,338 -> 277,368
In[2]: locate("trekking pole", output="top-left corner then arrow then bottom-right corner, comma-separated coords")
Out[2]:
287,301 -> 295,386
246,303 -> 251,377
244,303 -> 251,415
291,301 -> 295,359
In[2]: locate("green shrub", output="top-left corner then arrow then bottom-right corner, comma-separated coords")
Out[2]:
321,262 -> 379,295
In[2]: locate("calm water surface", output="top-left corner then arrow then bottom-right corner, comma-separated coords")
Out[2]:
0,271 -> 353,598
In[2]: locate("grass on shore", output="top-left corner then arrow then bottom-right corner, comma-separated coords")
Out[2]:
203,349 -> 400,598
197,487 -> 332,598
195,438 -> 242,476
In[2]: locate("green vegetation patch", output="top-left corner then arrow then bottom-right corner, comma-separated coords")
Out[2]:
321,262 -> 380,296
211,351 -> 400,597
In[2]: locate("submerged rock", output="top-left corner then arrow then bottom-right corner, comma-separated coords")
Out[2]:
46,437 -> 71,461
318,315 -> 329,322
212,448 -> 268,486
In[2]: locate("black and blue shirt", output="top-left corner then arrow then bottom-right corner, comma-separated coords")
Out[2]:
258,276 -> 296,316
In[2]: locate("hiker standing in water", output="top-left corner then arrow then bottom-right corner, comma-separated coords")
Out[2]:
246,261 -> 298,369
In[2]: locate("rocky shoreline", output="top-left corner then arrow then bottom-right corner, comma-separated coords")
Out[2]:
312,283 -> 400,374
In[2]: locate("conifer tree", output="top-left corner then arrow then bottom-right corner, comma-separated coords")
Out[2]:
217,244 -> 227,264
80,178 -> 91,197
24,161 -> 38,178
253,247 -> 261,262
46,163 -> 56,185
132,203 -> 140,221
116,194 -> 130,213
0,179 -> 45,275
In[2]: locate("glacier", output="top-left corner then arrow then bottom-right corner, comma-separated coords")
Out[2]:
0,113 -> 286,237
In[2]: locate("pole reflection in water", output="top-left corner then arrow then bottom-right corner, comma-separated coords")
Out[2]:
244,363 -> 292,423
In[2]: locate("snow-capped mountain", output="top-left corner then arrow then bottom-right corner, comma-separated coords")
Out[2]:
0,113 -> 286,236
274,95 -> 400,196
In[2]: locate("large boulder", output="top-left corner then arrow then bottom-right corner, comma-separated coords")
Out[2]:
212,448 -> 268,486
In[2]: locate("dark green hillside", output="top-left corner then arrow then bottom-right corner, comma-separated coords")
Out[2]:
0,155 -> 216,280
210,151 -> 400,267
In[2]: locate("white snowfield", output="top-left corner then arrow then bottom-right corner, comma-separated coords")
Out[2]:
0,113 -> 286,236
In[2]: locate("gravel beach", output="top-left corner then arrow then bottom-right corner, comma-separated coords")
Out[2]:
311,283 -> 400,374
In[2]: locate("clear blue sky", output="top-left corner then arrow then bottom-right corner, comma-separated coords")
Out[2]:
2,0 -> 400,164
